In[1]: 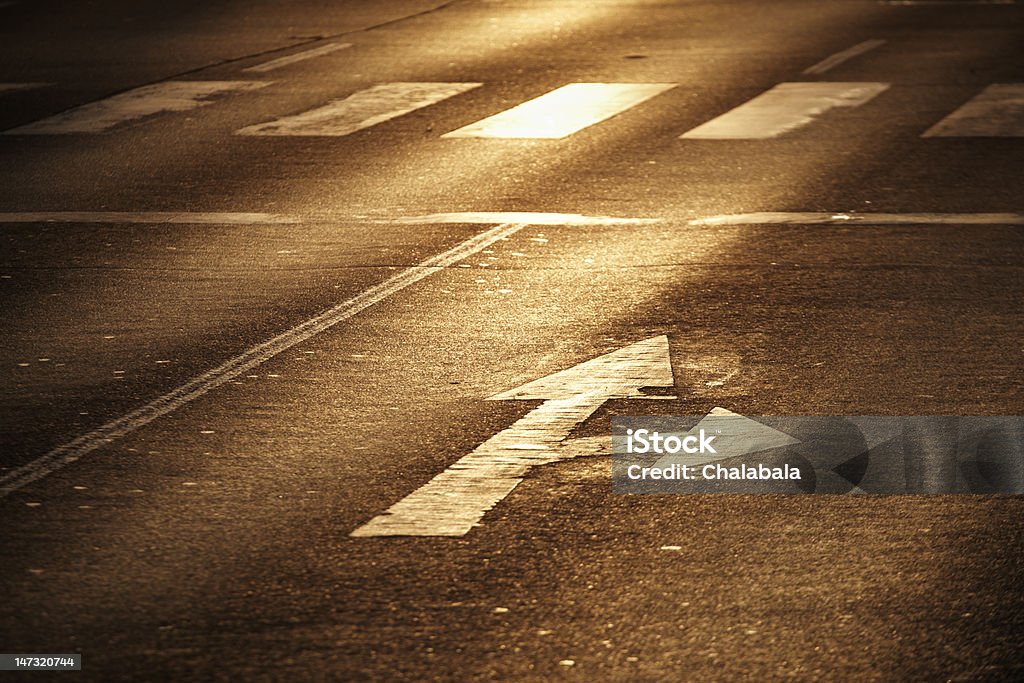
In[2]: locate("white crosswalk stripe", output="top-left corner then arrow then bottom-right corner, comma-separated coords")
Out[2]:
5,81 -> 269,134
443,83 -> 676,139
5,77 -> 1017,145
922,84 -> 1024,137
680,82 -> 890,139
236,82 -> 482,136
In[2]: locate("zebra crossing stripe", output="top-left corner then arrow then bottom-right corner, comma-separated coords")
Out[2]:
680,82 -> 889,139
5,81 -> 269,134
922,84 -> 1024,137
237,82 -> 482,136
442,83 -> 676,139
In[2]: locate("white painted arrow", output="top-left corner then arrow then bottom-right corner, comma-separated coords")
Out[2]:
351,336 -> 674,537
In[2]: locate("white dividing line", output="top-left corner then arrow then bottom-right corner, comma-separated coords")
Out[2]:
881,1 -> 1015,5
803,40 -> 886,75
5,81 -> 269,134
922,84 -> 1024,137
442,83 -> 676,139
0,211 -> 300,225
0,83 -> 50,94
390,211 -> 659,225
680,82 -> 889,139
0,211 -> 657,227
237,82 -> 481,136
351,336 -> 675,537
243,42 -> 352,73
689,212 -> 1024,226
0,221 -> 532,498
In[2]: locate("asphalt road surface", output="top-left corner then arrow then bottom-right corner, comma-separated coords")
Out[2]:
1,0 -> 1023,680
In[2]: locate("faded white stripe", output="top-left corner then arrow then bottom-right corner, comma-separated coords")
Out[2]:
0,211 -> 300,225
6,81 -> 269,134
881,1 -> 1014,5
923,84 -> 1024,137
0,221 -> 529,498
689,212 -> 1024,226
443,83 -> 676,139
0,82 -> 50,94
803,40 -> 886,75
243,42 -> 352,73
237,82 -> 481,136
391,211 -> 659,225
680,82 -> 889,139
0,211 -> 658,227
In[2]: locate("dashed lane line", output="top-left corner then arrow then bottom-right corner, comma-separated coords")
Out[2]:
0,83 -> 51,94
803,40 -> 886,76
243,42 -> 353,73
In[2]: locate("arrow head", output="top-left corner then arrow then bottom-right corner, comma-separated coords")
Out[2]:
488,336 -> 675,401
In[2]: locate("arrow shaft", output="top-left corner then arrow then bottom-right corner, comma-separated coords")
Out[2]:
351,394 -> 606,537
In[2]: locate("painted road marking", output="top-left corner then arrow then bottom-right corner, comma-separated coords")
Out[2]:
243,42 -> 352,73
442,83 -> 676,139
0,83 -> 50,94
4,211 -> 1015,228
351,336 -> 675,537
5,81 -> 269,134
689,212 -> 1024,226
680,82 -> 889,139
803,40 -> 886,75
881,1 -> 1015,5
0,212 -> 655,498
390,211 -> 659,225
922,84 -> 1024,137
1,211 -> 1016,228
237,82 -> 481,136
0,211 -> 654,227
0,221 -> 537,498
0,211 -> 300,225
